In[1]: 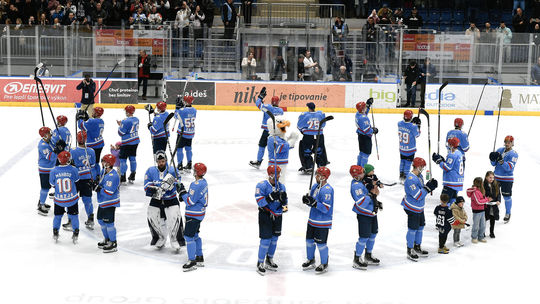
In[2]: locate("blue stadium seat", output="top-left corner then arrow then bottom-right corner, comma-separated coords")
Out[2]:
440,10 -> 452,25
428,10 -> 440,23
477,11 -> 489,24
489,9 -> 502,23
454,11 -> 465,24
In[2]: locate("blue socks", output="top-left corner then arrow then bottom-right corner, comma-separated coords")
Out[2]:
82,196 -> 93,217
258,238 -> 271,263
366,233 -> 377,252
120,159 -> 127,175
67,214 -> 79,230
186,146 -> 193,162
306,239 -> 316,260
415,226 -> 424,245
53,215 -> 62,230
317,243 -> 329,264
406,228 -> 416,248
257,146 -> 265,162
177,148 -> 184,164
98,219 -> 109,240
129,156 -> 137,172
39,189 -> 48,204
106,223 -> 116,241
185,236 -> 196,261
357,152 -> 369,167
503,196 -> 512,215
267,235 -> 279,258
356,238 -> 368,256
194,233 -> 203,256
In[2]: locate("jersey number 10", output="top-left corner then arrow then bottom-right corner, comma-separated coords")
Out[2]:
56,178 -> 72,193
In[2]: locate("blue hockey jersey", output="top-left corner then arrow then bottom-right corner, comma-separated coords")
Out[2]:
181,178 -> 209,221
78,118 -> 104,149
398,120 -> 420,156
307,183 -> 334,229
355,108 -> 373,136
38,139 -> 57,174
144,165 -> 179,201
446,129 -> 470,154
49,165 -> 79,207
440,150 -> 464,191
351,179 -> 375,217
267,135 -> 291,165
96,169 -> 120,208
174,106 -> 197,139
401,172 -> 429,213
51,126 -> 71,151
149,111 -> 170,139
297,111 -> 326,135
118,116 -> 140,145
255,97 -> 283,130
71,146 -> 97,180
491,148 -> 518,182
255,180 -> 287,216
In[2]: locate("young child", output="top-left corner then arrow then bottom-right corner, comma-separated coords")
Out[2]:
450,196 -> 468,247
110,142 -> 121,171
467,177 -> 491,243
483,171 -> 501,238
434,194 -> 455,254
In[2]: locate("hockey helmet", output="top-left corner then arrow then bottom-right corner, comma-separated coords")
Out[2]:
448,137 -> 460,148
125,105 -> 135,115
356,102 -> 366,113
316,166 -> 331,180
39,126 -> 52,138
93,107 -> 104,118
504,135 -> 514,143
101,154 -> 116,168
349,165 -> 364,179
183,95 -> 194,105
404,110 -> 413,121
413,157 -> 426,169
57,115 -> 68,126
194,163 -> 207,177
58,151 -> 71,165
76,130 -> 87,144
156,101 -> 167,112
454,118 -> 464,128
271,96 -> 280,106
267,165 -> 282,177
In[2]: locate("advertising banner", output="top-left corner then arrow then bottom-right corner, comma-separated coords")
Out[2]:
214,82 -> 345,108
0,77 -> 85,103
164,80 -> 215,105
402,34 -> 472,60
345,83 -> 398,109
99,79 -> 138,104
94,29 -> 165,55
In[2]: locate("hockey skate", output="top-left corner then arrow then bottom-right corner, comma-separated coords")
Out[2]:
154,237 -> 166,249
72,229 -> 79,244
49,192 -> 55,198
62,219 -> 73,231
399,172 -> 406,184
504,214 -> 511,223
438,247 -> 450,254
414,244 -> 428,257
37,202 -> 49,216
352,252 -> 367,270
98,239 -> 110,249
85,214 -> 95,230
407,247 -> 419,261
249,160 -> 262,169
195,255 -> 205,267
120,174 -> 127,183
53,228 -> 59,242
302,259 -> 316,271
128,172 -> 136,183
265,256 -> 278,271
183,260 -> 197,272
365,252 -> 380,265
103,241 -> 117,253
300,167 -> 313,175
315,263 -> 328,274
171,240 -> 181,253
184,161 -> 192,173
177,163 -> 184,171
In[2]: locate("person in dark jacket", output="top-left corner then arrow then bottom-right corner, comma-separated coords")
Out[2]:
419,57 -> 437,108
531,57 -> 540,84
222,0 -> 237,39
137,50 -> 151,100
403,61 -> 421,107
404,7 -> 423,30
483,171 -> 501,238
76,74 -> 96,116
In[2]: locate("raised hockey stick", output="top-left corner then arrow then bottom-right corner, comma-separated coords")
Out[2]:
172,75 -> 193,132
308,115 -> 334,191
34,64 -> 45,127
493,85 -> 504,152
163,113 -> 180,177
419,108 -> 432,180
93,57 -> 126,100
437,81 -> 449,154
467,82 -> 488,137
261,107 -> 280,192
370,105 -> 379,160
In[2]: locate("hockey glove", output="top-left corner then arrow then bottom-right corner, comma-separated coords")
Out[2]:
302,194 -> 317,207
175,96 -> 185,110
278,191 -> 288,206
147,122 -> 153,129
95,185 -> 103,193
366,97 -> 374,107
432,153 -> 444,164
54,139 -> 66,154
424,178 -> 438,193
266,191 -> 280,202
144,104 -> 154,114
497,154 -> 504,165
411,117 -> 421,126
372,127 -> 379,135
489,152 -> 500,162
377,200 -> 383,211
176,183 -> 187,197
258,86 -> 267,100
76,110 -> 89,121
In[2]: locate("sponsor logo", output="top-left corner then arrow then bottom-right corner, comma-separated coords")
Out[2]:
426,89 -> 456,101
369,88 -> 396,103
3,82 -> 66,95
3,82 -> 23,94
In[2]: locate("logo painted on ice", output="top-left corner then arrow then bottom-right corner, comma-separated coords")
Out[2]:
3,82 -> 23,95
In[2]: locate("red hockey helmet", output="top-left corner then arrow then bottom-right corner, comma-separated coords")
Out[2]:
356,102 -> 366,113
454,118 -> 464,128
404,110 -> 413,121
58,151 -> 71,165
156,101 -> 167,112
183,95 -> 194,105
267,165 -> 282,176
504,135 -> 514,143
125,105 -> 135,115
101,154 -> 116,168
271,96 -> 280,106
448,137 -> 460,148
77,130 -> 87,144
316,166 -> 331,179
93,107 -> 104,118
39,126 -> 51,138
56,115 -> 68,126
194,163 -> 207,177
349,165 -> 364,179
413,157 -> 426,168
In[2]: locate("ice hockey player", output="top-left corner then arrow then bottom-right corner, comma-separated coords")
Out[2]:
302,167 -> 334,274
146,101 -> 170,154
63,131 -> 98,231
297,102 -> 329,174
446,118 -> 470,157
402,157 -> 438,261
432,137 -> 464,206
254,165 -> 288,275
117,105 -> 140,183
249,87 -> 284,169
174,96 -> 197,171
51,115 -> 71,154
95,154 -> 121,253
355,98 -> 378,167
398,110 -> 421,183
177,162 -> 209,271
266,115 -> 299,183
350,165 -> 381,270
144,150 -> 185,250
434,194 -> 455,254
49,151 -> 80,243
37,127 -> 56,215
77,106 -> 105,176
489,135 -> 518,223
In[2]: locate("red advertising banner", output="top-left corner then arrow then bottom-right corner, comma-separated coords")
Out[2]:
0,78 -> 89,103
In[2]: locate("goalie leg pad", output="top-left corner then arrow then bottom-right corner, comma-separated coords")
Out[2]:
148,206 -> 166,245
164,205 -> 182,249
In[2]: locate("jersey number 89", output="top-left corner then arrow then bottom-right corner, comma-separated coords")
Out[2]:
398,131 -> 410,144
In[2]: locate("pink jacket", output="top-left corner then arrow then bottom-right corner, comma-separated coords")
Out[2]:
466,187 -> 491,211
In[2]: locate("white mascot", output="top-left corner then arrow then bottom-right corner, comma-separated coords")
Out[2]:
266,115 -> 299,183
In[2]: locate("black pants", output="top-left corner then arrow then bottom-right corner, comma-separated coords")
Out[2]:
138,77 -> 148,97
438,229 -> 450,248
299,134 -> 328,169
224,23 -> 235,39
152,137 -> 168,154
93,147 -> 103,163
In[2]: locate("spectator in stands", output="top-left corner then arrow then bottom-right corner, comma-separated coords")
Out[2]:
28,15 -> 36,26
175,0 -> 191,48
363,17 -> 376,61
50,5 -> 64,24
190,5 -> 205,39
187,0 -> 197,12
529,18 -> 540,32
107,0 -> 123,26
333,17 -> 349,41
531,57 -> 540,85
378,4 -> 392,24
533,23 -> 540,45
271,54 -> 286,81
303,50 -> 318,81
148,6 -> 163,26
222,0 -> 238,39
242,52 -> 257,80
368,9 -> 379,24
94,2 -> 109,25
133,7 -> 147,25
201,0 -> 215,28
512,7 -> 527,33
497,21 -> 513,63
420,57 -> 437,108
393,7 -> 404,24
336,65 -> 352,82
403,60 -> 421,107
466,22 -> 481,40
242,0 -> 253,26
514,0 -> 525,13
38,12 -> 48,25
312,66 -> 325,81
298,54 -> 305,81
138,50 -> 151,100
480,22 -> 496,63
404,7 -> 423,30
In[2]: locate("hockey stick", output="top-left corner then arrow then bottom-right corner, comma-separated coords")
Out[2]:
467,82 -> 488,137
308,115 -> 334,191
34,63 -> 64,148
493,85 -> 504,152
34,64 -> 45,127
369,104 -> 379,160
419,108 -> 432,180
172,75 -> 193,132
380,182 -> 398,187
261,108 -> 280,192
163,113 -> 180,178
93,57 -> 126,100
437,81 -> 449,154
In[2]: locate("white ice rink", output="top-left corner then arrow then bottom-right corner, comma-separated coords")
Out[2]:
1,106 -> 538,304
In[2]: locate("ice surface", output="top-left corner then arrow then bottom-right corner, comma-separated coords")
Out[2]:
0,106 -> 538,304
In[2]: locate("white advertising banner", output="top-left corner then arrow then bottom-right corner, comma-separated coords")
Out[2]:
345,83 -> 398,109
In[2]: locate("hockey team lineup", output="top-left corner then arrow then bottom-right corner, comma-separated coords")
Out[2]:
33,82 -> 518,275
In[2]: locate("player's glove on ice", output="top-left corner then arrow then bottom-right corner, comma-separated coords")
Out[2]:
489,152 -> 500,162
302,194 -> 316,207
372,127 -> 378,135
176,183 -> 187,197
424,178 -> 438,193
266,191 -> 280,202
54,139 -> 66,154
432,153 -> 444,164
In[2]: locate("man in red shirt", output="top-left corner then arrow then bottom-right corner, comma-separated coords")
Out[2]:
138,50 -> 151,100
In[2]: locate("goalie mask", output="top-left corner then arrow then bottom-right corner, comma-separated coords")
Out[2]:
267,115 -> 291,138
